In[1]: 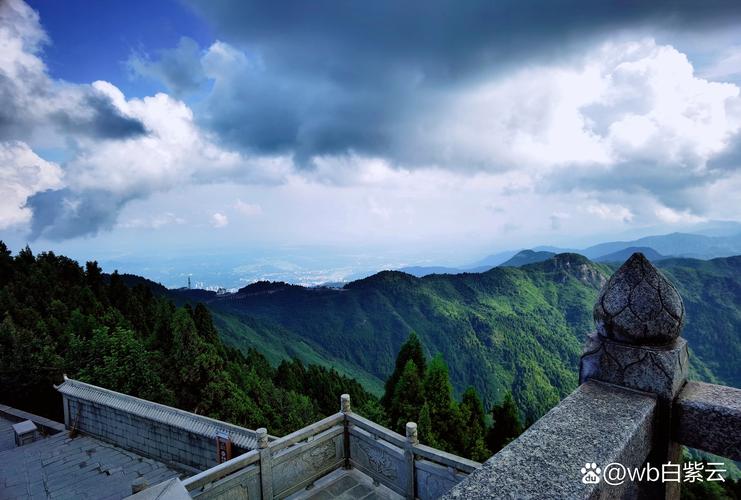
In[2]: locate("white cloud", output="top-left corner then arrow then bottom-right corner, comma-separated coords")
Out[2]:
654,205 -> 706,225
233,199 -> 262,216
118,212 -> 185,229
429,39 -> 741,177
0,141 -> 63,229
586,203 -> 634,223
211,212 -> 229,228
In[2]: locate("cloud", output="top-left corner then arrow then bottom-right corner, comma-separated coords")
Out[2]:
0,0 -> 147,142
3,0 -> 741,245
0,1 -> 290,240
0,141 -> 63,229
586,203 -> 634,223
211,212 -> 228,227
26,86 -> 287,240
233,199 -> 262,216
118,212 -> 186,229
178,0 -> 741,161
127,37 -> 207,96
26,188 -> 129,240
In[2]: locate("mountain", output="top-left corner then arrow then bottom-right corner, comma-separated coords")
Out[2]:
583,232 -> 741,260
180,253 -> 740,423
499,250 -> 556,267
398,265 -> 464,277
594,246 -> 666,263
463,250 -> 520,271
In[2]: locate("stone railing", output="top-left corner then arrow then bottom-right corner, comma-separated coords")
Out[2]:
179,394 -> 479,499
445,253 -> 741,499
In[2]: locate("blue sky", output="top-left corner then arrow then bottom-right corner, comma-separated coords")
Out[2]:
2,0 -> 741,287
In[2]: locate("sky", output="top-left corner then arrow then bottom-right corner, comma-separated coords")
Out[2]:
1,0 -> 741,287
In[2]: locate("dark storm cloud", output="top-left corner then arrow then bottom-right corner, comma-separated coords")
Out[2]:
26,188 -> 128,240
181,0 -> 741,162
540,157 -> 730,215
128,37 -> 207,97
50,92 -> 147,140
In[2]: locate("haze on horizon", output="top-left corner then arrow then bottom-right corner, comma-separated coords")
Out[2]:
2,0 -> 741,286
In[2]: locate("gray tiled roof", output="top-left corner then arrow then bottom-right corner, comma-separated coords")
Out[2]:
56,378 -> 259,450
0,416 -> 17,453
0,432 -> 180,500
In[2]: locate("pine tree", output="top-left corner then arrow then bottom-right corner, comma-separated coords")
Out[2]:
458,387 -> 490,461
381,332 -> 426,413
417,402 -> 437,448
486,392 -> 524,454
422,354 -> 461,454
389,359 -> 425,432
192,303 -> 220,343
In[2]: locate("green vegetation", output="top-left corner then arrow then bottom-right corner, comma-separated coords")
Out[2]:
485,392 -> 523,454
0,242 -> 379,436
201,254 -> 739,424
381,334 -> 522,461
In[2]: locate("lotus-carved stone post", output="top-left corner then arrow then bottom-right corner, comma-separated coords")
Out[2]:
580,252 -> 688,499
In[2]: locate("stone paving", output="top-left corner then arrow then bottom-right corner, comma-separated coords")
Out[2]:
288,468 -> 403,500
0,431 -> 182,500
0,416 -> 17,452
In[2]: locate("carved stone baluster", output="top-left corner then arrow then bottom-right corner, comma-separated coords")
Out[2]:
341,394 -> 352,469
580,252 -> 688,500
257,427 -> 272,499
405,422 -> 418,499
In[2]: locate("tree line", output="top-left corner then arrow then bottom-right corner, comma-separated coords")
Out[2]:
380,332 -> 523,461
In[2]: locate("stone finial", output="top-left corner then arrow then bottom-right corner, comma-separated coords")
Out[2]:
593,252 -> 684,345
340,394 -> 351,413
406,422 -> 419,445
256,427 -> 268,449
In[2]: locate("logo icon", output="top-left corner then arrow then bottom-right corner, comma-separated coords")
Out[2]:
581,463 -> 602,484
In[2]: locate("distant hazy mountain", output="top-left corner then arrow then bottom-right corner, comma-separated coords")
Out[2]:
398,265 -> 464,277
463,249 -> 520,271
499,250 -> 556,267
594,246 -> 666,263
582,232 -> 741,260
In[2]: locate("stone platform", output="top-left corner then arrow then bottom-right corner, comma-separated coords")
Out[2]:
0,431 -> 183,499
288,468 -> 403,500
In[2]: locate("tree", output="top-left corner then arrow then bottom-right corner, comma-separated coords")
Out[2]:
389,360 -> 425,432
192,303 -> 220,343
458,387 -> 490,461
169,308 -> 222,410
417,402 -> 436,448
486,392 -> 524,454
381,332 -> 426,413
422,354 -> 461,454
76,326 -> 175,406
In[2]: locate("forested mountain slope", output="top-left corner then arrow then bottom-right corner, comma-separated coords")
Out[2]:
0,243 -> 381,435
192,253 -> 738,422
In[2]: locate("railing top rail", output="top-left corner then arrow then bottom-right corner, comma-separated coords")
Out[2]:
181,448 -> 260,492
675,381 -> 741,461
346,412 -> 407,448
443,381 -> 657,499
269,413 -> 344,453
413,443 -> 481,473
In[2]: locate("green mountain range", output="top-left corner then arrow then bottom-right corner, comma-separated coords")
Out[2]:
175,253 -> 741,422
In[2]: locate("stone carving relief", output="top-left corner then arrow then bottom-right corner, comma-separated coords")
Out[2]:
357,441 -> 398,480
274,439 -> 338,490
